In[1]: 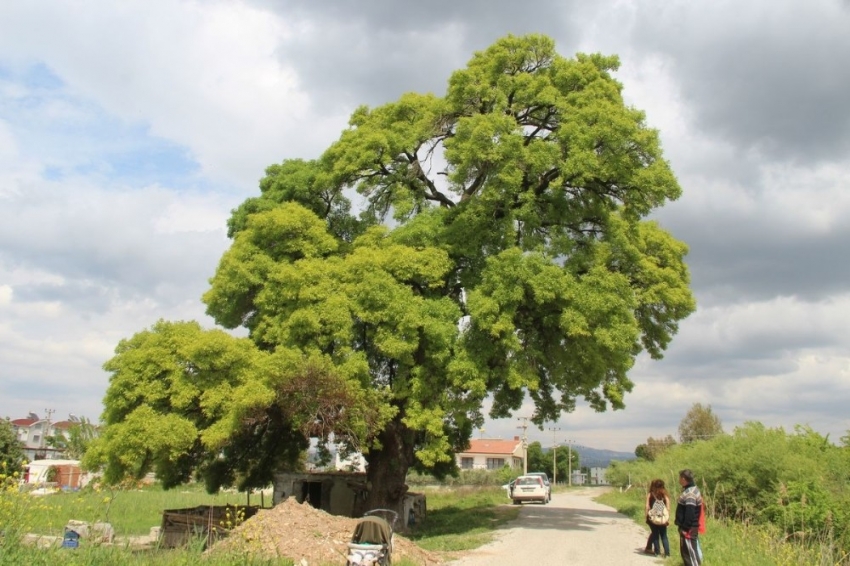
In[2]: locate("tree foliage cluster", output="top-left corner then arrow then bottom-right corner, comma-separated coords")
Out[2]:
84,320 -> 378,491
609,422 -> 850,553
678,402 -> 724,443
526,441 -> 578,483
635,403 -> 725,461
0,419 -> 25,472
634,435 -> 676,461
88,34 -> 694,510
46,417 -> 99,460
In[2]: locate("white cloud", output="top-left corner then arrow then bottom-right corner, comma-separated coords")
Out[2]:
0,0 -> 346,188
151,192 -> 231,234
0,284 -> 12,306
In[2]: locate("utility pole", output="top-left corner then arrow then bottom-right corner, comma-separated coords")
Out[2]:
548,427 -> 560,485
566,439 -> 574,486
517,417 -> 529,474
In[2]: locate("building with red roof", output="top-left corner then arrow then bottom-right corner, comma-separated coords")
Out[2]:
7,413 -> 84,461
455,437 -> 524,471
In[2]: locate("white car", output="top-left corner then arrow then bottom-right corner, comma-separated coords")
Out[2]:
525,472 -> 551,502
511,475 -> 549,505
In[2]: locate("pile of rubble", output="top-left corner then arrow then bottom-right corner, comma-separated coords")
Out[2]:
208,498 -> 443,565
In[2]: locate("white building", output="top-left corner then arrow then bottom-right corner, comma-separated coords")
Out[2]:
454,437 -> 525,470
8,413 -> 79,461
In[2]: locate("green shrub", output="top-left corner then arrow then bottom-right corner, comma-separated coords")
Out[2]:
605,422 -> 850,558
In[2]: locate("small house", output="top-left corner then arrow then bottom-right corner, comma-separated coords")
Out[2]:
455,437 -> 524,471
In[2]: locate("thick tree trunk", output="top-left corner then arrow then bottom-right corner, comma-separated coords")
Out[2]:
356,414 -> 416,524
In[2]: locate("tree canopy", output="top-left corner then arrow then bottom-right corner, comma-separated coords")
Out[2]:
90,34 -> 694,510
635,434 -> 677,461
678,403 -> 724,443
84,320 -> 384,491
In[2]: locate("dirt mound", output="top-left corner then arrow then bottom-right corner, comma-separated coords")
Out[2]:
209,498 -> 442,565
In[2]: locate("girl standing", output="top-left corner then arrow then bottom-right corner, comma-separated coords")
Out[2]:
645,478 -> 671,557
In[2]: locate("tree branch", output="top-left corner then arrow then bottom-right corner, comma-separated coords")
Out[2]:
405,151 -> 455,208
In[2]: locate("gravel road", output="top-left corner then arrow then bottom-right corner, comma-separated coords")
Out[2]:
447,486 -> 664,566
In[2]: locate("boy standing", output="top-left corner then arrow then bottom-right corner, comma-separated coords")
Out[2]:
674,469 -> 703,565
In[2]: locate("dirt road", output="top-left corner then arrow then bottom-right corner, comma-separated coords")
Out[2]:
447,487 -> 664,566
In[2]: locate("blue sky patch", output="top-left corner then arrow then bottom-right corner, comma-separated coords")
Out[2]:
0,61 -> 202,188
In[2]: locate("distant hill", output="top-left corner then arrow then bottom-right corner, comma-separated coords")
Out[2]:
543,445 -> 636,468
573,445 -> 636,468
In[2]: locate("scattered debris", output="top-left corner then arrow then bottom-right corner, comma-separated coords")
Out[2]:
65,520 -> 115,543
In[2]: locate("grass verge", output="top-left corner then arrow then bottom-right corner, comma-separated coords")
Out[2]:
407,486 -> 519,554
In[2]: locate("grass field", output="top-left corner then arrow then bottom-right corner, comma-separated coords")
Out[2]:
1,482 -> 283,565
22,483 -> 262,537
2,482 -> 514,565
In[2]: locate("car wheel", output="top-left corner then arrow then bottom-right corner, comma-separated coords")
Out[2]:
512,499 -> 520,505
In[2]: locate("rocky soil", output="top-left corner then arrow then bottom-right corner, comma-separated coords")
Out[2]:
208,497 -> 442,565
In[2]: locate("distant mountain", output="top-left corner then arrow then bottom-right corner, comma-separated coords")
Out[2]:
572,445 -> 636,468
543,445 -> 636,468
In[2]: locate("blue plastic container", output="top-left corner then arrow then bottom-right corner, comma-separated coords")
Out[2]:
62,528 -> 80,549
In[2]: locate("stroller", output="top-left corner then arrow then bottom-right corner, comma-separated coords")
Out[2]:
345,508 -> 398,566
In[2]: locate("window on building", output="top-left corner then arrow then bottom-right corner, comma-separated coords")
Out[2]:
32,435 -> 40,444
461,457 -> 473,470
486,458 -> 504,470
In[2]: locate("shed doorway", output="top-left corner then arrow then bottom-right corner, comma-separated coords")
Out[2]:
301,481 -> 323,509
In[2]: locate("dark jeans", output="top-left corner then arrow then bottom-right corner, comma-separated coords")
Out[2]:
648,523 -> 670,556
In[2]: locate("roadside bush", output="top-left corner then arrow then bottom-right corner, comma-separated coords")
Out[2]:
607,421 -> 850,558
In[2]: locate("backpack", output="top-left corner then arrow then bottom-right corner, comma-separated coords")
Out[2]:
648,497 -> 669,525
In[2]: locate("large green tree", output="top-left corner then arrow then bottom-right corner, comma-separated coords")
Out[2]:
93,34 -> 694,513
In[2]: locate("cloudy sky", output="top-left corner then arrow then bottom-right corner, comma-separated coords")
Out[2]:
2,0 -> 849,453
